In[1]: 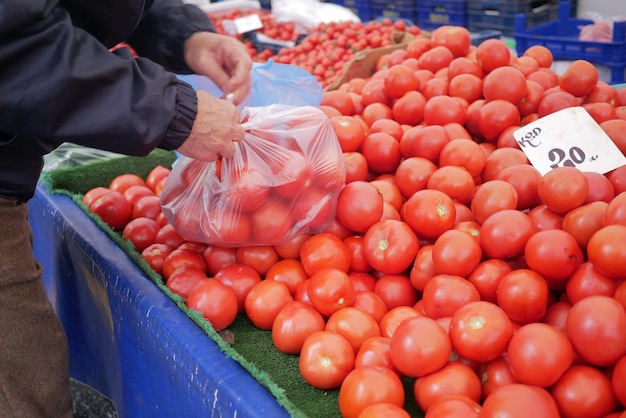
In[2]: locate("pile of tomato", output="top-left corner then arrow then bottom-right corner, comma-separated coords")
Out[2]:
84,24 -> 626,418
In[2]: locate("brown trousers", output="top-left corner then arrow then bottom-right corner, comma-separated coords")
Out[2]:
0,198 -> 73,418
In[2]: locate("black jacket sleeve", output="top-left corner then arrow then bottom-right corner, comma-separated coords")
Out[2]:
0,0 -> 212,157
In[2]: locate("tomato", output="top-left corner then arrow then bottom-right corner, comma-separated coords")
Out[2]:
476,39 -> 511,73
493,164 -> 541,211
414,362 -> 481,413
343,151 -> 369,184
483,66 -> 527,105
383,63 -> 419,99
601,119 -> 626,156
421,273 -> 480,320
565,261 -> 617,304
477,99 -> 521,142
449,300 -> 513,363
264,259 -> 308,296
374,274 -> 418,309
358,402 -> 410,418
307,267 -> 356,317
338,365 -> 405,418
82,186 -> 111,207
431,229 -> 481,278
202,245 -> 236,276
438,139 -> 486,179
141,242 -> 174,275
392,90 -> 427,126
479,210 -> 536,260
273,233 -> 309,260
298,330 -> 355,390
354,335 -> 396,372
506,322 -> 574,388
471,180 -> 519,226
523,45 -> 553,68
466,259 -> 512,304
418,45 -> 454,73
537,90 -> 579,117
559,59 -> 599,97
394,157 -> 437,199
109,173 -> 146,194
121,216 -> 159,252
527,204 -> 564,231
89,190 -> 132,230
389,316 -> 451,377
249,199 -> 293,243
325,307 -> 380,353
131,194 -> 161,220
537,166 -> 589,214
497,268 -> 549,324
336,181 -> 384,233
331,115 -> 366,152
587,224 -> 626,279
145,165 -> 171,193
551,365 -> 618,418
361,102 -> 393,127
604,191 -> 626,226
524,229 -> 584,282
122,185 -> 154,208
481,384 -> 560,418
321,90 -> 355,115
608,166 -> 626,195
400,125 -> 450,164
299,232 -> 351,277
566,295 -> 626,367
244,280 -> 293,330
360,132 -> 402,174
154,223 -> 185,249
161,248 -> 206,280
379,306 -> 422,339
362,219 -> 419,275
185,278 -> 238,331
271,301 -> 326,355
166,266 -> 206,299
352,290 -> 389,324
430,25 -> 471,58
479,355 -> 519,401
427,165 -> 475,205
612,355 -> 626,407
481,147 -> 529,182
214,263 -> 262,313
425,395 -> 481,418
370,179 -> 404,212
401,189 -> 456,240
423,95 -> 466,126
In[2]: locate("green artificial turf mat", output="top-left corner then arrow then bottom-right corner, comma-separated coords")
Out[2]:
39,149 -> 423,418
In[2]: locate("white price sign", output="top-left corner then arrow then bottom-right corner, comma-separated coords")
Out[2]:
232,13 -> 263,34
513,107 -> 626,176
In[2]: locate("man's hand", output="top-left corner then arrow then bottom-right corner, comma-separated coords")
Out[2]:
184,31 -> 253,105
176,90 -> 245,162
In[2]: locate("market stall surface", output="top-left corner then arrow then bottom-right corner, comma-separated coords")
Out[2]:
71,379 -> 117,418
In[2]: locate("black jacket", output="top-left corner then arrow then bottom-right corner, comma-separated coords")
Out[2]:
0,0 -> 214,202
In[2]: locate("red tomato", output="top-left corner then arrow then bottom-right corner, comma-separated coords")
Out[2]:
383,63 -> 419,99
551,365 -> 617,418
424,95 -> 466,126
481,147 -> 529,182
121,216 -> 160,252
202,245 -> 236,277
298,330 -> 355,390
141,242 -> 174,275
538,166 -> 589,214
214,263 -> 262,313
331,115 -> 366,152
425,395 -> 481,418
507,323 -> 574,388
343,235 -> 372,273
82,186 -> 111,207
479,355 -> 519,401
612,355 -> 626,407
308,267 -> 356,317
470,180 -> 519,224
524,229 -> 584,282
358,402 -> 410,418
264,259 -> 308,296
185,278 -> 238,331
161,248 -> 206,280
389,316 -> 452,377
496,269 -> 549,324
431,229 -> 482,277
401,189 -> 456,240
430,25 -> 471,58
360,131 -> 402,174
566,295 -> 626,367
394,157 -> 438,199
559,59 -> 599,97
362,219 -> 419,275
466,259 -> 512,304
481,384 -> 560,418
235,245 -> 279,277
122,185 -> 154,208
438,138 -> 486,179
604,191 -> 626,226
154,223 -> 186,249
354,335 -> 396,372
392,90 -> 427,125
109,173 -> 146,194
475,39 -> 511,73
477,99 -> 521,142
479,209 -> 536,260
427,165 -> 475,205
89,190 -> 132,231
166,266 -> 206,299
483,66 -> 527,105
271,301 -> 326,355
325,307 -> 380,353
400,125 -> 450,164
374,274 -> 419,309
244,279 -> 293,330
145,165 -> 171,192
336,181 -> 384,233
131,195 -> 161,220
493,164 -> 541,211
449,301 -> 513,363
587,224 -> 626,279
273,233 -> 310,260
338,365 -> 405,418
414,362 -> 482,413
422,274 -> 480,319
299,232 -> 351,277
249,199 -> 293,244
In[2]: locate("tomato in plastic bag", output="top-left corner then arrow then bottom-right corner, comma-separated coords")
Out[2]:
160,104 -> 346,247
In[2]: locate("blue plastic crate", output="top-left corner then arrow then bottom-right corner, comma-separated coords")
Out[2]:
514,1 -> 626,84
334,0 -> 372,21
471,29 -> 502,45
370,0 -> 418,23
467,0 -> 559,35
417,0 -> 468,30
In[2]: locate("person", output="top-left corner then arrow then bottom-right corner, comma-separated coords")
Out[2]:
0,0 -> 253,416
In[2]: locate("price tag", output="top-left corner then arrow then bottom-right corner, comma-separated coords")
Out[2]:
513,107 -> 626,176
232,13 -> 263,34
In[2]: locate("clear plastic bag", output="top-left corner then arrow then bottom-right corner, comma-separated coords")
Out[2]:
160,104 -> 346,247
